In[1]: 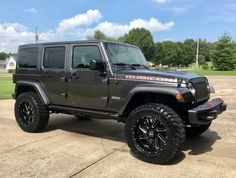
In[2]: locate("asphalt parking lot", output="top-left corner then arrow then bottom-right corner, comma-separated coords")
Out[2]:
0,76 -> 236,178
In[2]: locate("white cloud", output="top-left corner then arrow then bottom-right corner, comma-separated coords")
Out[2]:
94,21 -> 129,37
129,18 -> 174,32
82,18 -> 174,38
57,9 -> 102,33
0,9 -> 174,52
0,23 -> 35,52
152,0 -> 171,4
24,8 -> 37,13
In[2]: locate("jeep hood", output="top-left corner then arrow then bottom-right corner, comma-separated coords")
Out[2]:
118,69 -> 205,82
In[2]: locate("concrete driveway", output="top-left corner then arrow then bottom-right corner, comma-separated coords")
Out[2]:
0,76 -> 236,178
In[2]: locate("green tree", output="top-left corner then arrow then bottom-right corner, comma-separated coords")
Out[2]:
184,38 -> 212,64
183,39 -> 195,47
183,39 -> 195,65
174,42 -> 185,68
199,39 -> 212,62
177,42 -> 196,67
184,45 -> 195,66
156,40 -> 194,68
198,54 -> 206,65
119,28 -> 155,61
153,42 -> 165,65
0,52 -> 9,60
87,30 -> 116,41
212,33 -> 236,71
161,41 -> 179,67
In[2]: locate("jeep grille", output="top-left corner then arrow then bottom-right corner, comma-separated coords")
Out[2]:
191,78 -> 210,103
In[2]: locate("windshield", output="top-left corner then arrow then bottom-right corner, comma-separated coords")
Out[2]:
104,42 -> 148,67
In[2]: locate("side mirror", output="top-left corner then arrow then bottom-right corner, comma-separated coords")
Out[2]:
90,60 -> 105,71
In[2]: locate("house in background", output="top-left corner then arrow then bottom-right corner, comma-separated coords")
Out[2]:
0,60 -> 6,69
0,55 -> 16,70
6,56 -> 16,70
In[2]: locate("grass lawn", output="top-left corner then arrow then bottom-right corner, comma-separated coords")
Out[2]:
0,77 -> 14,99
186,69 -> 236,75
182,62 -> 236,75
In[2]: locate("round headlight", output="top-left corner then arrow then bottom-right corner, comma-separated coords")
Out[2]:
187,83 -> 196,96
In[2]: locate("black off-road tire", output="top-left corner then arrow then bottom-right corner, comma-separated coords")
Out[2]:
15,92 -> 49,133
186,123 -> 211,137
125,103 -> 185,164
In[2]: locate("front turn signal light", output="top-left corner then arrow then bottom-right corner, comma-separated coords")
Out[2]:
176,93 -> 183,100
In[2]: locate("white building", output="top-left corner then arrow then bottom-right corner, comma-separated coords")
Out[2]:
0,56 -> 16,71
5,56 -> 16,70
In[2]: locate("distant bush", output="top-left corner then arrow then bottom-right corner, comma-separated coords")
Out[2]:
202,63 -> 209,70
8,69 -> 15,73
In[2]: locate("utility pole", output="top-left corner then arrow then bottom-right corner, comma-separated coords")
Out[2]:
196,38 -> 199,68
35,27 -> 39,43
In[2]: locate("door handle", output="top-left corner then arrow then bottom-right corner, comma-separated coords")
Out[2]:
44,72 -> 51,78
71,73 -> 79,80
60,77 -> 66,82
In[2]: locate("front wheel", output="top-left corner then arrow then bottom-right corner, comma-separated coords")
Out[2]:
125,103 -> 185,164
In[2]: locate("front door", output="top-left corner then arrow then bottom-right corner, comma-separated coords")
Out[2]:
41,45 -> 67,105
67,44 -> 108,110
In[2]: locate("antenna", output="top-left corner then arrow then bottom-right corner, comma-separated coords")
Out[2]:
35,27 -> 39,43
196,38 -> 199,68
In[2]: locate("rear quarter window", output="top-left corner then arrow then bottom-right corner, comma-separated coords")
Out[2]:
18,47 -> 39,68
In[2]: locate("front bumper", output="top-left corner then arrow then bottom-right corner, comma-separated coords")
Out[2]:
188,98 -> 227,125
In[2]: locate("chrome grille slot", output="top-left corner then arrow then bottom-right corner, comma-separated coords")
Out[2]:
191,78 -> 210,103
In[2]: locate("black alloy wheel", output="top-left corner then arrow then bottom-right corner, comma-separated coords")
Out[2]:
134,115 -> 167,154
15,92 -> 49,133
125,103 -> 185,164
19,101 -> 34,126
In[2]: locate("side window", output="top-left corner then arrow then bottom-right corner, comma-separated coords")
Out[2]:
19,47 -> 39,68
72,46 -> 102,68
43,46 -> 65,68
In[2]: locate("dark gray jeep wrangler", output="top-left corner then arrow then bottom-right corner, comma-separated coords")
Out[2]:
13,40 -> 226,164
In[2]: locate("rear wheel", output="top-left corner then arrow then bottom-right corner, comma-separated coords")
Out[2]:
186,123 -> 211,137
125,103 -> 185,164
15,92 -> 49,133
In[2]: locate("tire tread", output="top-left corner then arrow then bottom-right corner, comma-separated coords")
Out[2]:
15,92 -> 49,132
125,103 -> 185,164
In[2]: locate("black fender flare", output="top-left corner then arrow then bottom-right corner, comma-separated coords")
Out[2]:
118,86 -> 192,115
14,80 -> 50,105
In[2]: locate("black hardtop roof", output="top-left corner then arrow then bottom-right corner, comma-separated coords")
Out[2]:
19,40 -> 138,48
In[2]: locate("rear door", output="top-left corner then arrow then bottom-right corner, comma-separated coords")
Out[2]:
41,45 -> 67,105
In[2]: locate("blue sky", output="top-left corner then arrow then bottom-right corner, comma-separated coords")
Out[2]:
0,0 -> 236,52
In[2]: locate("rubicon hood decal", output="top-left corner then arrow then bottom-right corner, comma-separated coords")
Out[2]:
117,69 -> 203,82
125,75 -> 178,83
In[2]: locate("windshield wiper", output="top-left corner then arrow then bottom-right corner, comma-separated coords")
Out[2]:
113,63 -> 137,70
131,64 -> 149,69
